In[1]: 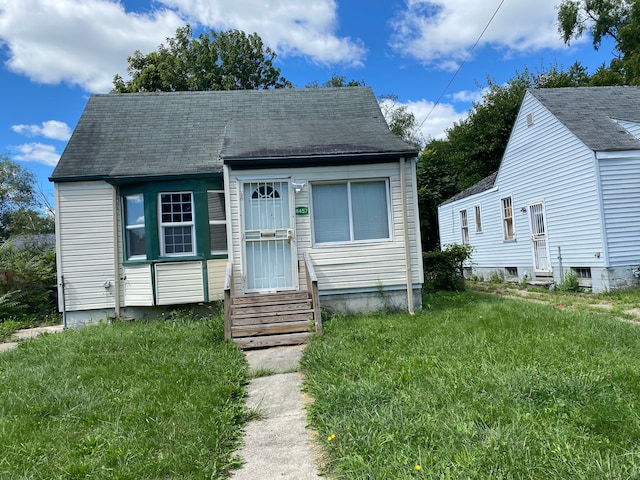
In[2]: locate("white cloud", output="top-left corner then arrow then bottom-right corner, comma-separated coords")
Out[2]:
0,0 -> 185,92
12,143 -> 61,166
389,0 -> 578,70
406,99 -> 467,141
12,120 -> 72,141
158,0 -> 366,66
0,0 -> 365,93
380,97 -> 467,142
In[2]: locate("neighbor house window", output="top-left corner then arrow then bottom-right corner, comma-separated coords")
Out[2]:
159,192 -> 195,256
312,180 -> 390,244
124,194 -> 146,259
474,205 -> 482,233
501,197 -> 514,241
460,209 -> 469,245
207,190 -> 227,254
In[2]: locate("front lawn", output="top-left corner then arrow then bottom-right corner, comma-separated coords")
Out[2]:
302,291 -> 640,479
0,314 -> 247,479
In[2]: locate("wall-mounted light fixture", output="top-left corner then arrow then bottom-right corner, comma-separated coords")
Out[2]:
291,182 -> 306,193
520,207 -> 527,214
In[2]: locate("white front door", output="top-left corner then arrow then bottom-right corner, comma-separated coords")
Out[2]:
242,180 -> 297,292
528,201 -> 552,273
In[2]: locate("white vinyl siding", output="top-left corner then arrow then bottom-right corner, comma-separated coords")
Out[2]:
598,154 -> 640,266
155,261 -> 204,305
55,181 -> 116,311
228,161 -> 423,295
207,259 -> 227,300
123,264 -> 154,306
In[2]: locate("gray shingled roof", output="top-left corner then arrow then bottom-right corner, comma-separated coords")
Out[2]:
51,87 -> 417,181
530,86 -> 640,152
440,171 -> 497,206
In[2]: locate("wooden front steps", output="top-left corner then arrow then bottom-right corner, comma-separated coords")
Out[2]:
229,291 -> 315,349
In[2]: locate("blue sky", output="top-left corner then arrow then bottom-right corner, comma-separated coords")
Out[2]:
0,0 -> 616,201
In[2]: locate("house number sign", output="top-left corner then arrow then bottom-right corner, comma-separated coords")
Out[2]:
296,206 -> 309,216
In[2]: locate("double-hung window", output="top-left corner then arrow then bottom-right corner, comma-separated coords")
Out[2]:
123,194 -> 146,259
460,209 -> 469,245
501,196 -> 514,241
207,190 -> 227,254
474,205 -> 482,233
159,192 -> 195,256
312,180 -> 390,244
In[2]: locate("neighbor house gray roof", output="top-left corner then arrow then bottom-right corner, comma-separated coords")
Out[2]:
440,172 -> 497,206
529,86 -> 640,152
51,87 -> 418,182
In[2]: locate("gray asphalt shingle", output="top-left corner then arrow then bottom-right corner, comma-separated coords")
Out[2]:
51,87 -> 417,181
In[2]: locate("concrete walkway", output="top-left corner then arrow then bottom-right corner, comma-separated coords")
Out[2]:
0,325 -> 64,353
232,345 -> 323,479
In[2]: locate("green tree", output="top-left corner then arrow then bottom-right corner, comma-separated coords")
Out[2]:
112,25 -> 291,92
0,155 -> 53,240
305,73 -> 365,88
378,95 -> 424,149
557,0 -> 640,83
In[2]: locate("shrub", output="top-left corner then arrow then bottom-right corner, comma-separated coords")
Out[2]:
423,244 -> 474,292
0,239 -> 57,322
558,271 -> 581,293
489,270 -> 504,283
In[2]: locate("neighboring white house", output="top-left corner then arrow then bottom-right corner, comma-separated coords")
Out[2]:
51,87 -> 423,328
438,86 -> 640,293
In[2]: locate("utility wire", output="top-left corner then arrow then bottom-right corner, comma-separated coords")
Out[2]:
419,0 -> 507,130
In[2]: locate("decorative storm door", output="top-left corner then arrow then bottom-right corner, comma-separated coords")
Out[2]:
528,202 -> 551,273
242,180 -> 297,292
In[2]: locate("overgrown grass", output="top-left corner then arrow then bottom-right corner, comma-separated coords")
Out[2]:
0,314 -> 247,479
302,291 -> 640,479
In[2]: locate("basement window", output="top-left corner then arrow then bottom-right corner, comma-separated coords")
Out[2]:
572,267 -> 592,279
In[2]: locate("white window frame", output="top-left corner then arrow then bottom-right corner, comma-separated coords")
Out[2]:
158,191 -> 195,256
311,179 -> 392,245
123,194 -> 146,260
460,209 -> 469,245
474,205 -> 482,233
501,196 -> 515,241
207,190 -> 227,255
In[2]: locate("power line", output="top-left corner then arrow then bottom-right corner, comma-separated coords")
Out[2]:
419,0 -> 507,130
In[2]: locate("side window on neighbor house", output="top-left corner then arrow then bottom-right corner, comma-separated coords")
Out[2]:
159,192 -> 195,256
124,194 -> 146,259
207,190 -> 227,254
474,205 -> 482,233
312,180 -> 390,244
460,209 -> 469,245
501,197 -> 514,240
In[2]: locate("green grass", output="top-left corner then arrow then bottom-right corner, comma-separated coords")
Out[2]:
302,291 -> 640,479
0,315 -> 247,479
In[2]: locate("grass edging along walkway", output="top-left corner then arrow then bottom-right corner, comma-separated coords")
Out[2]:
0,315 -> 247,480
302,291 -> 640,479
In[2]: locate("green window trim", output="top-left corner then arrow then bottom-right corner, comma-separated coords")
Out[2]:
120,178 -> 227,265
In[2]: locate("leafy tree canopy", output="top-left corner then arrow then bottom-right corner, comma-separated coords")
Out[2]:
112,25 -> 291,93
558,0 -> 640,84
0,155 -> 54,240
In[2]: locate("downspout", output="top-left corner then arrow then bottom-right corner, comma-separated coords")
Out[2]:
113,185 -> 121,318
400,157 -> 415,314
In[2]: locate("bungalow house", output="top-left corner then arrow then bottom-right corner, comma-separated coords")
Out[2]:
51,87 -> 423,346
438,86 -> 640,293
